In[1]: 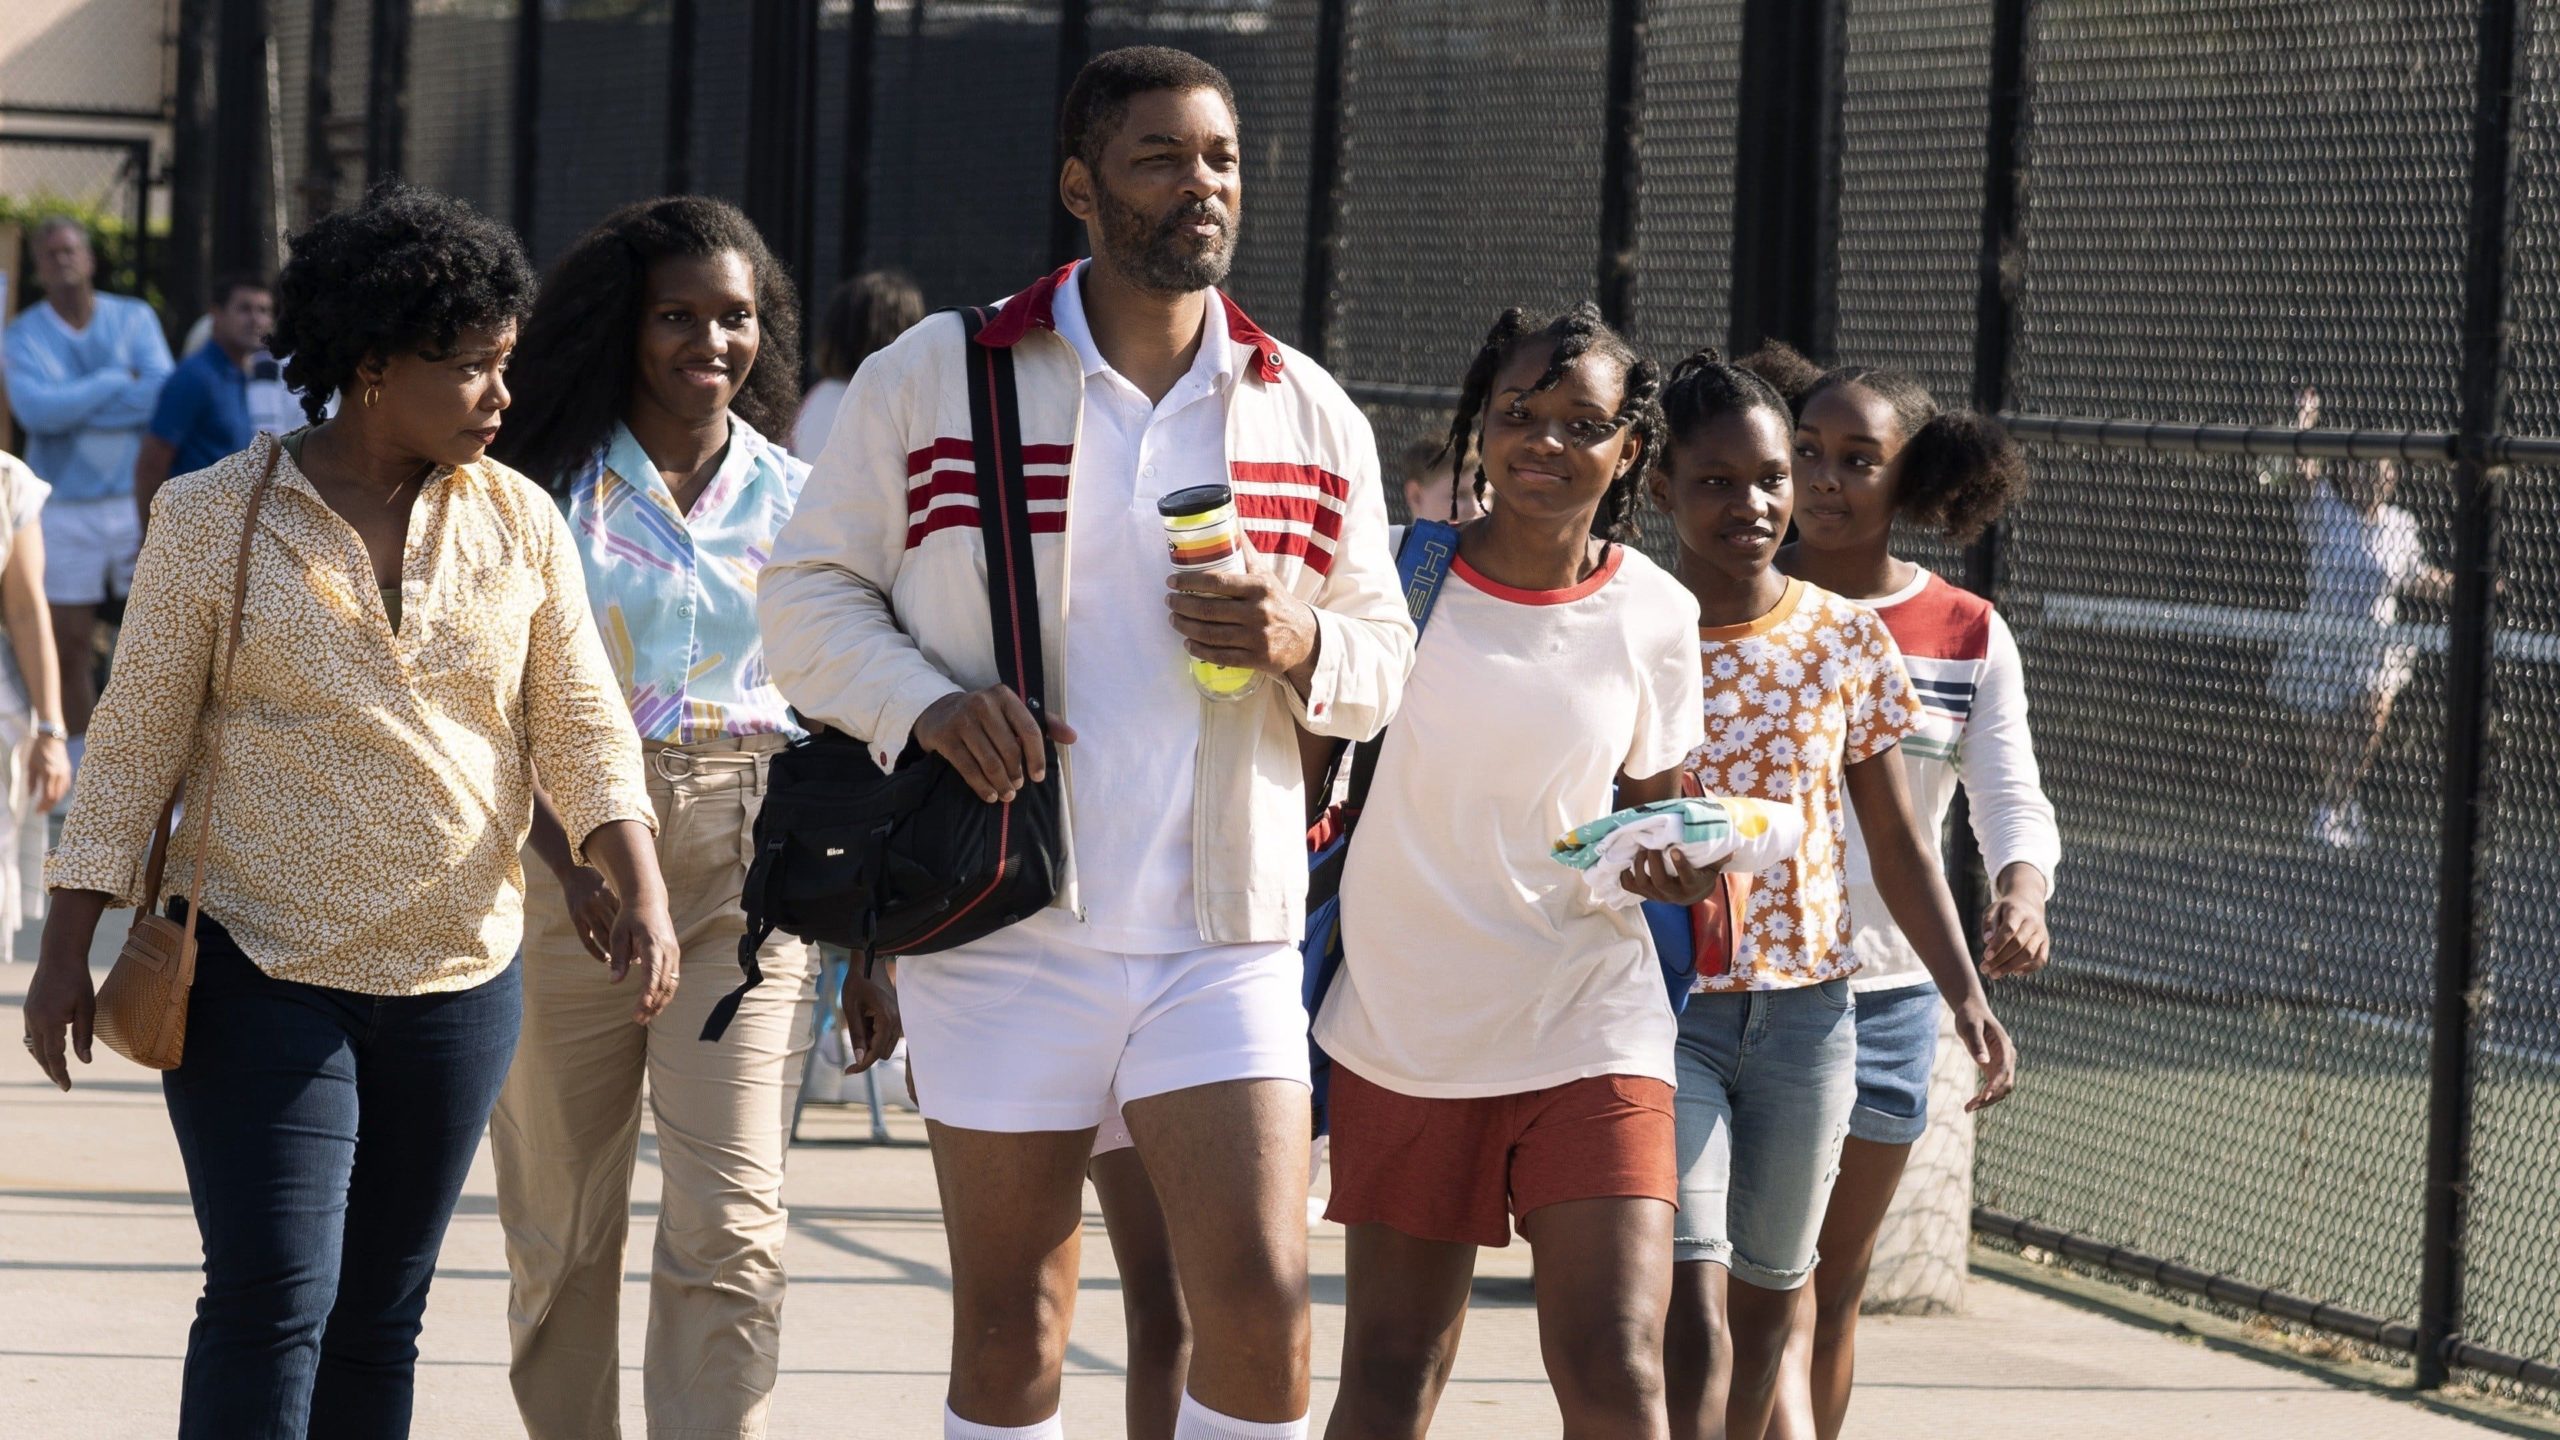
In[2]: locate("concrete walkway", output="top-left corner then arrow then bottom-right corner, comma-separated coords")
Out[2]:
0,943 -> 2534,1438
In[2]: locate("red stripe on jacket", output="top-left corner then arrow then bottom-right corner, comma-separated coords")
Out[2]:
1230,461 -> 1350,502
906,438 -> 1074,477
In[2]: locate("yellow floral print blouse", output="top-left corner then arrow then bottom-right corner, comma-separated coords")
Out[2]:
46,437 -> 654,995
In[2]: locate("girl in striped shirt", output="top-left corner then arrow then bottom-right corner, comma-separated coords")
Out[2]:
1755,342 -> 2059,1440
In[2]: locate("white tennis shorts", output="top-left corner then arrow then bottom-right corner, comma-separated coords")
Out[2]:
900,924 -> 1309,1135
42,497 -> 140,607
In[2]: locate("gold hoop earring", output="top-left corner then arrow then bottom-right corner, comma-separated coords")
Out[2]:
364,385 -> 381,409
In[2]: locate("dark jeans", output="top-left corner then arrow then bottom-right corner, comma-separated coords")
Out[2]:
161,907 -> 520,1440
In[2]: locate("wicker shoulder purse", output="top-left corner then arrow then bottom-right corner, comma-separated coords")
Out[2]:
92,438 -> 279,1071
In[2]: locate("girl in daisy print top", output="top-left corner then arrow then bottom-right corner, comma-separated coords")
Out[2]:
1648,350 -> 2016,1440
1752,341 -> 2058,1440
1315,304 -> 1711,1438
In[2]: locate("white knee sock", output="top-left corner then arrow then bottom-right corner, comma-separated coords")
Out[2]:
944,1404 -> 1064,1440
1173,1392 -> 1309,1440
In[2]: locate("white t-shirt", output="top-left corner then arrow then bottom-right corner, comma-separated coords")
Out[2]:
1017,263 -> 1233,953
0,453 -> 53,736
1315,543 -> 1705,1097
2303,483 -> 2424,629
790,377 -> 849,459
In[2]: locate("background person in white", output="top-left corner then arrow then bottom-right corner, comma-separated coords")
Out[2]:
0,218 -> 172,778
758,48 -> 1415,1440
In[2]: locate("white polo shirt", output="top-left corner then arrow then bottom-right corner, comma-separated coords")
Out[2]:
1019,262 -> 1236,953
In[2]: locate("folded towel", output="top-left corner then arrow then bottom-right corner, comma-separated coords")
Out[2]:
1552,796 -> 1806,910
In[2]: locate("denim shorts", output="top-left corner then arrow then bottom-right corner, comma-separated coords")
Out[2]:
1849,982 -> 1943,1146
1671,980 -> 1858,1289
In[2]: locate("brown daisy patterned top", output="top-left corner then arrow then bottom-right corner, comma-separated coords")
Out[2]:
47,436 -> 654,995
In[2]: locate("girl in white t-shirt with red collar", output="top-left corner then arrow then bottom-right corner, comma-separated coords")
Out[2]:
1314,304 -> 1711,1437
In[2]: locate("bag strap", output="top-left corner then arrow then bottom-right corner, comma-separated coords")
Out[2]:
138,434 -> 281,938
1314,519 -> 1459,834
958,306 -> 1047,718
702,310 -> 1041,1043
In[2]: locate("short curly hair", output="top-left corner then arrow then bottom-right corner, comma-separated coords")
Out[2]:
270,181 -> 537,423
1059,46 -> 1237,170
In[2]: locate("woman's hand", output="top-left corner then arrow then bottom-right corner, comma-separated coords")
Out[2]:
1622,846 -> 1718,907
1952,997 -> 2017,1112
555,864 -> 621,964
605,891 -> 680,1025
579,819 -> 678,1025
835,964 -> 903,1073
22,734 -> 69,813
23,890 -> 109,1091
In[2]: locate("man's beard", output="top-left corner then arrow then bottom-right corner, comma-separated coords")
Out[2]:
1095,180 -> 1238,295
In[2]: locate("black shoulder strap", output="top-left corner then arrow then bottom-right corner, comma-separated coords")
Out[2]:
701,308 -> 1045,1045
959,306 -> 1047,717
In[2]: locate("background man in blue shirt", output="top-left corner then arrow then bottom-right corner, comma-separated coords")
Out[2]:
1,217 -> 173,769
135,274 -> 273,522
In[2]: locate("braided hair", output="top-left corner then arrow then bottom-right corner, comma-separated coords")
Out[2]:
1737,340 -> 2027,542
1658,346 -> 1795,456
1444,302 -> 1664,541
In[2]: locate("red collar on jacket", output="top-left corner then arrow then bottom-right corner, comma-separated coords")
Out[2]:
976,262 -> 1287,385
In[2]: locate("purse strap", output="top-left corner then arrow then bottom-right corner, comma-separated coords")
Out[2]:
957,305 -> 1047,718
136,434 -> 281,937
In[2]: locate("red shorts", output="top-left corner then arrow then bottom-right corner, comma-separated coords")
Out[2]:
1323,1067 -> 1678,1248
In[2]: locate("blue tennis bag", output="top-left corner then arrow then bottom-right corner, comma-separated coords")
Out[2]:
1301,520 -> 1458,1134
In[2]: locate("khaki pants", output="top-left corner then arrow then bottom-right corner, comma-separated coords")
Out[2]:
491,735 -> 816,1440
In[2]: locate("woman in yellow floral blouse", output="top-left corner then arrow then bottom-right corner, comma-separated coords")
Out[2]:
20,182 -> 676,1440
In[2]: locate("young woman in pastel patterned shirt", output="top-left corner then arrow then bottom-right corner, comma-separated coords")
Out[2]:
1648,350 -> 2017,1440
488,195 -> 898,1440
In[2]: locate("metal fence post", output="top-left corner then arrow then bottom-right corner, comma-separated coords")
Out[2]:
511,0 -> 541,241
1046,0 -> 1092,269
745,0 -> 821,299
2416,0 -> 2522,1393
1937,0 -> 2037,939
213,0 -> 274,274
365,0 -> 411,182
168,0 -> 215,331
665,0 -> 696,194
1726,0 -> 1845,358
1968,0 -> 2033,453
840,0 -> 879,279
1296,0 -> 1351,362
1596,0 -> 1645,334
299,0 -> 339,220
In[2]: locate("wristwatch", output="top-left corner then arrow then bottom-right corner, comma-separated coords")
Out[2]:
32,720 -> 66,741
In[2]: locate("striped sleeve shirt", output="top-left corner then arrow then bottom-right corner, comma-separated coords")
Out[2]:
1843,568 -> 2062,992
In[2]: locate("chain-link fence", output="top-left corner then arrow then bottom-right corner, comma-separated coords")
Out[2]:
221,0 -> 2560,1402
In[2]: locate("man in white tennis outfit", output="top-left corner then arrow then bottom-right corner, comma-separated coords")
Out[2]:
759,47 -> 1413,1440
